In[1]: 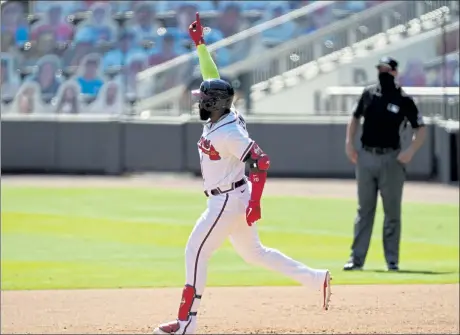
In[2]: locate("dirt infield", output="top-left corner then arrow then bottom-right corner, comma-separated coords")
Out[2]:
1,175 -> 459,334
1,285 -> 459,334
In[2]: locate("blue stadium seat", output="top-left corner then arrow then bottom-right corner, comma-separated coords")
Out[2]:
155,1 -> 171,14
345,1 -> 368,12
110,1 -> 137,14
127,2 -> 161,44
153,28 -> 190,55
73,25 -> 94,43
168,1 -> 215,12
240,1 -> 267,11
75,14 -> 118,44
204,29 -> 231,67
204,28 -> 225,45
259,2 -> 296,45
147,31 -> 188,66
102,29 -> 147,71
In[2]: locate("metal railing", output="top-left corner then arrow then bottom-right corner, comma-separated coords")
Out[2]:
324,86 -> 460,121
136,0 -> 457,114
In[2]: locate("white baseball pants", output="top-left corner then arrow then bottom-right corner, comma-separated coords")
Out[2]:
183,183 -> 327,332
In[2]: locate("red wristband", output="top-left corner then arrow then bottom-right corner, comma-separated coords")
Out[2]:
249,171 -> 267,203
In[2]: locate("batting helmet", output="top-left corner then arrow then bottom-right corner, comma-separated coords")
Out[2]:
192,79 -> 234,120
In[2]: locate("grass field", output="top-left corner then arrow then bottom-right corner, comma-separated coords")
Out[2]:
1,186 -> 459,291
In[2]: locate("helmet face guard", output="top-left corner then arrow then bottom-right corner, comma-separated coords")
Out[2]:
191,90 -> 216,120
191,79 -> 234,121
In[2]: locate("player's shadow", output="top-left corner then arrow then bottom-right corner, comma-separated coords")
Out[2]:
369,269 -> 454,275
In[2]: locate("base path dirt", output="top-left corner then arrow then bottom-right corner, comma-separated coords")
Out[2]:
2,174 -> 459,204
2,285 -> 459,334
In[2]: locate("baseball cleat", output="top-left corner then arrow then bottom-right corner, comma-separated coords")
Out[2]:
343,261 -> 363,271
322,271 -> 332,311
153,319 -> 191,335
387,263 -> 399,272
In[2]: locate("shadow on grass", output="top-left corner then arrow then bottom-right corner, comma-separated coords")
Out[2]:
368,269 -> 455,275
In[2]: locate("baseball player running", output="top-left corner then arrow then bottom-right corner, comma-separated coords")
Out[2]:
153,13 -> 332,335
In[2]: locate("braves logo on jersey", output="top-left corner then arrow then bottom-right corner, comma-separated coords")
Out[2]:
198,137 -> 221,160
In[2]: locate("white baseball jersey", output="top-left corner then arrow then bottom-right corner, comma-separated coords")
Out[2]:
197,109 -> 254,191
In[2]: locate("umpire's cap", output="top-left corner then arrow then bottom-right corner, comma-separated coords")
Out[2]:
376,57 -> 398,71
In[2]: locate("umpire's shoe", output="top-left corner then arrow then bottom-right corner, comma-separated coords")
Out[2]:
387,263 -> 399,272
343,260 -> 363,271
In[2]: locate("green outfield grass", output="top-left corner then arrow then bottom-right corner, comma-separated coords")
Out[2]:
1,186 -> 459,290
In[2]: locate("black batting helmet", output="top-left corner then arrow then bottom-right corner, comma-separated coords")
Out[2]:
192,79 -> 234,120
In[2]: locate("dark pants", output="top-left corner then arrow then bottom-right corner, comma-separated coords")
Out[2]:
350,147 -> 406,267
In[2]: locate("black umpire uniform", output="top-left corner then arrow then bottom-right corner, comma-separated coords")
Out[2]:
344,57 -> 426,272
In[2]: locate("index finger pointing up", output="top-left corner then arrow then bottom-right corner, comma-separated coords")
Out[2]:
196,12 -> 201,26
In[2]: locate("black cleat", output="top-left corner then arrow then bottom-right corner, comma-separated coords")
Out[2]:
343,261 -> 363,271
387,263 -> 399,272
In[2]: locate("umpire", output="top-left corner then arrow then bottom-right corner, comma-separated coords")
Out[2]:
343,57 -> 426,272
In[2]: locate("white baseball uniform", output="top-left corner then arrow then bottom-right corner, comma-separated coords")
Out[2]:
182,108 -> 329,333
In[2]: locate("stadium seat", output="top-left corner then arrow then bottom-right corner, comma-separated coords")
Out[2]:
259,2 -> 297,46
168,1 -> 215,13
240,1 -> 267,12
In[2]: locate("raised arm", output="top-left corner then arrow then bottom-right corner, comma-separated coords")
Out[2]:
189,12 -> 220,80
